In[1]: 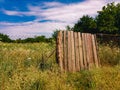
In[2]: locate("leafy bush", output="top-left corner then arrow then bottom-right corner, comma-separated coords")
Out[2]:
99,45 -> 120,66
0,33 -> 12,42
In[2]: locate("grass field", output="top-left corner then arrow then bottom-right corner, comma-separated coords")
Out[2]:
0,42 -> 120,90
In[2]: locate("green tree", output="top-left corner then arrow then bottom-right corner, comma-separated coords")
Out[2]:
34,36 -> 46,42
115,3 -> 120,34
96,2 -> 119,34
0,33 -> 12,42
66,25 -> 73,31
52,29 -> 60,40
73,15 -> 97,33
52,26 -> 73,40
23,38 -> 35,43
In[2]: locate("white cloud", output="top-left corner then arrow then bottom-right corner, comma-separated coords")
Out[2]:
43,2 -> 65,7
1,0 -> 120,39
0,21 -> 71,39
34,0 -> 104,23
2,0 -> 105,23
104,0 -> 120,4
2,9 -> 22,16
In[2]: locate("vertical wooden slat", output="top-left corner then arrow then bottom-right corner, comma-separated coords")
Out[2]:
67,31 -> 72,72
85,34 -> 90,69
92,34 -> 99,68
94,34 -> 100,66
82,33 -> 87,69
57,31 -> 99,72
85,34 -> 89,69
78,32 -> 84,70
85,33 -> 89,69
88,34 -> 94,68
63,31 -> 68,71
57,31 -> 64,71
86,34 -> 94,69
74,32 -> 80,71
71,31 -> 76,72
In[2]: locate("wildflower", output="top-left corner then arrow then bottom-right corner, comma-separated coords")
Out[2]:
27,57 -> 31,60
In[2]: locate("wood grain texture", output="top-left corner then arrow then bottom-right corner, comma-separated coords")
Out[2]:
86,34 -> 94,69
88,34 -> 94,68
67,31 -> 72,72
82,33 -> 87,69
74,32 -> 80,71
57,31 -> 99,72
92,34 -> 99,68
63,31 -> 68,71
94,34 -> 100,67
71,31 -> 76,72
85,34 -> 90,69
57,31 -> 64,71
78,32 -> 84,70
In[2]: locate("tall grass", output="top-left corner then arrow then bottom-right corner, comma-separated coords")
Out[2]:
0,42 -> 120,90
99,44 -> 120,66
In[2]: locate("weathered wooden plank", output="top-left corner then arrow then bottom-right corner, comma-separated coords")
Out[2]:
74,32 -> 80,71
57,31 -> 99,72
82,33 -> 87,69
67,31 -> 72,72
78,32 -> 84,70
94,34 -> 100,66
86,34 -> 94,69
63,31 -> 68,71
85,33 -> 90,69
92,34 -> 99,68
85,34 -> 89,69
57,31 -> 64,71
71,31 -> 76,72
56,31 -> 60,66
89,34 -> 94,68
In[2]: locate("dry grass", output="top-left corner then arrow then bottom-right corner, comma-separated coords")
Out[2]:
0,42 -> 120,90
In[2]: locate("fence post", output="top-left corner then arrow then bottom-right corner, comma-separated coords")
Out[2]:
82,33 -> 87,69
57,31 -> 100,72
63,31 -> 68,71
92,34 -> 99,68
74,32 -> 80,71
57,31 -> 64,71
78,32 -> 84,70
71,31 -> 76,72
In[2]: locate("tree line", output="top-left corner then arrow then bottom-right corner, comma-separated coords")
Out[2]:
74,2 -> 120,34
0,33 -> 53,43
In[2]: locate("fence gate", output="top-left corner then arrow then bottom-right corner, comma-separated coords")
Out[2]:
56,31 -> 100,72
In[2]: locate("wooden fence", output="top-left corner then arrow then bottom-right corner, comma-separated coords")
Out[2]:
56,31 -> 100,72
96,34 -> 120,46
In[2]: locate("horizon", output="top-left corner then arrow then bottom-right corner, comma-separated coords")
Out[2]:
0,0 -> 120,39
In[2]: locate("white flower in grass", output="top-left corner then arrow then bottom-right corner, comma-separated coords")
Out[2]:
28,57 -> 31,60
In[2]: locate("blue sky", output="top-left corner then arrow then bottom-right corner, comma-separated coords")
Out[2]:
0,0 -> 120,39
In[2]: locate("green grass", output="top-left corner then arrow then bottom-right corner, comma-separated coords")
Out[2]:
99,45 -> 120,66
0,42 -> 120,90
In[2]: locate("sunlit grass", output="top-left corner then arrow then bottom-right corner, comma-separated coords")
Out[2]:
99,44 -> 120,66
0,42 -> 120,90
